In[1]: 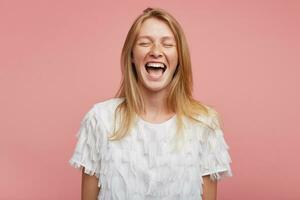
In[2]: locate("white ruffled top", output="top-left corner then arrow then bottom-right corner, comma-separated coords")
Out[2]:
69,98 -> 232,200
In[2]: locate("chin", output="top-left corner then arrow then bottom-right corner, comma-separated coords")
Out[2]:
142,82 -> 170,93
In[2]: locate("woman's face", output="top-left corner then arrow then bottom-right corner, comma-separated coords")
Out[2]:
132,18 -> 178,94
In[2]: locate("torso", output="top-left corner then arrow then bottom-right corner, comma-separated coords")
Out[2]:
93,98 -> 209,200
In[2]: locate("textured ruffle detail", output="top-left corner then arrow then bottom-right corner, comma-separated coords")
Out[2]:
99,119 -> 203,199
199,112 -> 233,182
69,105 -> 108,188
69,98 -> 233,200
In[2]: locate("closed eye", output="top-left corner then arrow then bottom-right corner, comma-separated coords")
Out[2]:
138,42 -> 151,47
163,43 -> 175,47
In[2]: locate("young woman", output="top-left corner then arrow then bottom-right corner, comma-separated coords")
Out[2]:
69,7 -> 232,200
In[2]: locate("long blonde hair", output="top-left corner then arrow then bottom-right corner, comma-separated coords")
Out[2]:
110,7 -> 219,140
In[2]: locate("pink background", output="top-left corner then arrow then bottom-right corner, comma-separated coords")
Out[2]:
1,0 -> 299,199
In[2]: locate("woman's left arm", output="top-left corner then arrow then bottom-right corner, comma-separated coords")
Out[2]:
202,175 -> 217,200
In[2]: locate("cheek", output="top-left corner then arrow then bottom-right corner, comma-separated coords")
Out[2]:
131,48 -> 138,63
168,50 -> 178,67
132,47 -> 148,64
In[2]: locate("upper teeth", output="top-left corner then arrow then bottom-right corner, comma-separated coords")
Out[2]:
146,63 -> 164,68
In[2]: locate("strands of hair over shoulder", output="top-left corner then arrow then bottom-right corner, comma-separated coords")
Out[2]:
110,7 -> 219,141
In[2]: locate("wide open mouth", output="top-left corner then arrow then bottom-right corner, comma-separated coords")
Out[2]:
145,62 -> 167,73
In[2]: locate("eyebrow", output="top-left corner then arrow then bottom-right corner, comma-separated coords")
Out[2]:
137,35 -> 175,40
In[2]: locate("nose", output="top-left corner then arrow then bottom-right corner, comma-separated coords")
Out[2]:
149,43 -> 163,58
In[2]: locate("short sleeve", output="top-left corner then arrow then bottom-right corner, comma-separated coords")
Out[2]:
200,112 -> 233,181
68,105 -> 103,178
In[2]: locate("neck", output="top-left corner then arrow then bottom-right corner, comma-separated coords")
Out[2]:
138,86 -> 175,122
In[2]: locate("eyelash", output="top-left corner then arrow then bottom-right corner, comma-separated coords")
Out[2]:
163,44 -> 174,47
138,42 -> 174,47
139,42 -> 150,46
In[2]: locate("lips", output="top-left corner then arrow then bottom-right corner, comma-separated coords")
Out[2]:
144,62 -> 166,81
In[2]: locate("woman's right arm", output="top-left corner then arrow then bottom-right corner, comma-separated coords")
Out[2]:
81,167 -> 100,200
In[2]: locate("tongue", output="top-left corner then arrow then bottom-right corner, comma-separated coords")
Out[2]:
147,68 -> 164,80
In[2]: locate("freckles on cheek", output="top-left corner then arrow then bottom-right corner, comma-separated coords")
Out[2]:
134,50 -> 147,64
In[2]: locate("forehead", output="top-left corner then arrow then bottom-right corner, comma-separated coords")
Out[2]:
137,18 -> 175,39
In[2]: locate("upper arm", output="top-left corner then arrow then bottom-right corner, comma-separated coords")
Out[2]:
68,106 -> 104,199
81,167 -> 100,200
202,175 -> 217,200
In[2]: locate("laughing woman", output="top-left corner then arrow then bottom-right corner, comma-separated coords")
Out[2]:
69,7 -> 232,200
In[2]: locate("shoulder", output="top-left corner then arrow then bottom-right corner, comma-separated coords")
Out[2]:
191,103 -> 223,131
85,97 -> 124,129
89,97 -> 124,117
205,105 -> 223,130
93,97 -> 124,112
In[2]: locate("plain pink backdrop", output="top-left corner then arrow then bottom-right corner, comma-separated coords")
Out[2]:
1,0 -> 299,199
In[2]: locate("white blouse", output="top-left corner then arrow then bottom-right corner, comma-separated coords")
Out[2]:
69,98 -> 232,200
